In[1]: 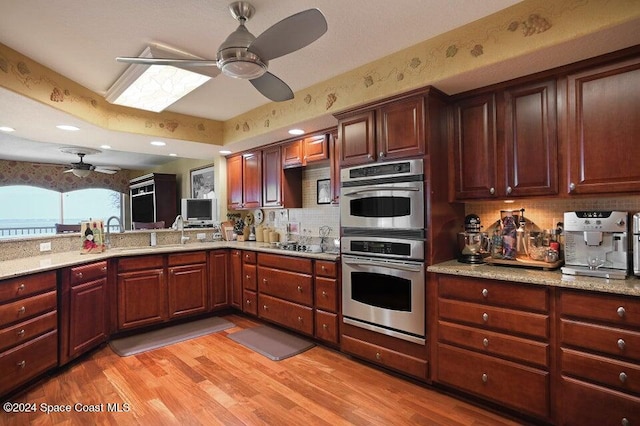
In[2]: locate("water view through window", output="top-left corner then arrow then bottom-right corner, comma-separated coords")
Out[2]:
0,185 -> 122,238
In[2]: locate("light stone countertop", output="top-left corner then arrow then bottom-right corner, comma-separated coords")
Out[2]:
0,241 -> 340,281
428,259 -> 640,297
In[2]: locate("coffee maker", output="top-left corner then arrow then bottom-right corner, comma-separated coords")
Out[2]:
457,214 -> 488,264
561,211 -> 629,279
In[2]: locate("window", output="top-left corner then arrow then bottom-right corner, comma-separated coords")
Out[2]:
0,185 -> 123,238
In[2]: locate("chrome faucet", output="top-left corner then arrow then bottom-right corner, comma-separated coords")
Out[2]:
174,215 -> 190,244
105,216 -> 124,249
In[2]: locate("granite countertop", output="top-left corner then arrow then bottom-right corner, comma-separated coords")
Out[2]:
428,259 -> 640,297
0,241 -> 340,281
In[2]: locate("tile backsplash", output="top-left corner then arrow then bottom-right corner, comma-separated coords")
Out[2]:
466,196 -> 640,232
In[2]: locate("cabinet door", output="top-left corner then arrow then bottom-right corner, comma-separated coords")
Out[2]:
503,79 -> 558,197
167,263 -> 207,319
117,269 -> 166,330
282,140 -> 303,168
377,96 -> 425,160
229,250 -> 242,309
303,134 -> 329,163
209,250 -> 228,310
226,154 -> 243,210
452,93 -> 498,200
566,56 -> 640,194
242,151 -> 262,209
338,110 -> 376,166
262,145 -> 282,207
68,278 -> 108,361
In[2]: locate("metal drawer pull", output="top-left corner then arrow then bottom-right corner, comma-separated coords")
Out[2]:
619,372 -> 628,383
321,265 -> 326,271
322,291 -> 327,297
17,360 -> 26,369
482,288 -> 488,298
622,418 -> 630,426
17,329 -> 25,337
297,316 -> 303,322
617,339 -> 626,350
18,284 -> 26,292
482,313 -> 489,322
262,278 -> 268,284
18,306 -> 26,315
297,285 -> 303,292
322,324 -> 328,330
246,274 -> 250,280
617,307 -> 626,318
481,373 -> 488,383
263,305 -> 268,311
483,338 -> 489,347
375,352 -> 381,360
76,272 -> 83,279
101,266 -> 107,272
246,299 -> 251,305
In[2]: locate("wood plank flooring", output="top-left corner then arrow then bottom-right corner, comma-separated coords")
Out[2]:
4,315 -> 522,425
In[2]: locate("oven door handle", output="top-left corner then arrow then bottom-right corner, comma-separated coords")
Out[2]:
343,257 -> 423,272
343,186 -> 420,197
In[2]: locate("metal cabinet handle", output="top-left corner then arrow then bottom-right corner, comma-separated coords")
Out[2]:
321,291 -> 327,298
263,305 -> 268,311
18,306 -> 26,315
76,272 -> 83,279
246,299 -> 251,305
619,372 -> 628,383
482,288 -> 488,298
379,151 -> 385,158
321,265 -> 326,271
622,418 -> 630,426
367,153 -> 373,159
262,278 -> 268,284
483,338 -> 489,347
375,352 -> 381,360
297,316 -> 303,322
17,284 -> 25,292
17,329 -> 25,337
569,182 -> 576,192
617,306 -> 626,318
617,339 -> 626,350
489,187 -> 495,195
506,186 -> 512,194
101,266 -> 107,272
482,313 -> 489,323
17,360 -> 26,369
297,285 -> 303,293
322,324 -> 328,330
481,373 -> 488,383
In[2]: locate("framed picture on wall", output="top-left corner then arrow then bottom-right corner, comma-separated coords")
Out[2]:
317,179 -> 331,204
190,164 -> 215,199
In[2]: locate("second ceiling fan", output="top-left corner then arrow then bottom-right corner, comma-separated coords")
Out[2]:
116,1 -> 328,102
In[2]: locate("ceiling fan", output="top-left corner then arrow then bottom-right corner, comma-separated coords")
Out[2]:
115,1 -> 328,102
60,147 -> 120,178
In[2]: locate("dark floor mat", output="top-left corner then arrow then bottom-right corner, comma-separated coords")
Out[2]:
109,317 -> 235,356
227,325 -> 315,361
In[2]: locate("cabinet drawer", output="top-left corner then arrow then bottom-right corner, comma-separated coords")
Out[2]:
437,343 -> 549,419
562,348 -> 640,395
243,290 -> 257,316
560,376 -> 640,426
315,310 -> 339,345
69,261 -> 107,285
258,267 -> 313,305
0,330 -> 58,397
315,277 -> 338,312
439,276 -> 548,312
258,294 -> 313,336
258,253 -> 312,274
315,260 -> 337,278
438,320 -> 549,368
561,319 -> 640,360
168,251 -> 207,266
118,255 -> 163,272
243,264 -> 257,291
342,335 -> 428,380
242,251 -> 257,264
561,290 -> 640,328
0,290 -> 57,326
0,310 -> 57,353
439,298 -> 549,339
0,271 -> 56,302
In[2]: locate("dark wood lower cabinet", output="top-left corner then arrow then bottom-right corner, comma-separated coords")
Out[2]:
117,268 -> 167,330
209,250 -> 229,310
167,252 -> 208,319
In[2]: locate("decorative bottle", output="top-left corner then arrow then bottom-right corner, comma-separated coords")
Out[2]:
502,211 -> 517,260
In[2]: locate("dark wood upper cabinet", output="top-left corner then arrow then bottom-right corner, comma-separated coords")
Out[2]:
282,134 -> 329,168
226,151 -> 262,210
262,145 -> 283,207
566,55 -> 640,195
337,95 -> 425,167
226,154 -> 244,210
452,93 -> 498,200
502,79 -> 558,197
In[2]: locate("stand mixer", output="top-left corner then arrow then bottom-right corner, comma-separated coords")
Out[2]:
457,214 -> 488,264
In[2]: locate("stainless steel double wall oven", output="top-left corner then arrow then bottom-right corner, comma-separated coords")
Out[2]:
340,159 -> 426,344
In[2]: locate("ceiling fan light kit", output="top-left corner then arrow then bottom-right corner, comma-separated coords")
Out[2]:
116,1 -> 327,103
60,147 -> 120,178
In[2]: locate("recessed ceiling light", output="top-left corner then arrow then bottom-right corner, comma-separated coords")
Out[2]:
150,141 -> 166,146
288,128 -> 305,135
0,126 -> 15,132
219,150 -> 232,155
169,153 -> 177,157
56,125 -> 80,131
100,145 -> 112,149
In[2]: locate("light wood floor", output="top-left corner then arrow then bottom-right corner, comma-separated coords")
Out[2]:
5,314 -> 523,425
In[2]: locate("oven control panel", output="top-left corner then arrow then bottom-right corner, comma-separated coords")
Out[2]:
350,240 -> 411,256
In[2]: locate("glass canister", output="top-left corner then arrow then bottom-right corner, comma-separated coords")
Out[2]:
501,210 -> 517,260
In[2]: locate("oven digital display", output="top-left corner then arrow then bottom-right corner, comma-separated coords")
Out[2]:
350,241 -> 411,256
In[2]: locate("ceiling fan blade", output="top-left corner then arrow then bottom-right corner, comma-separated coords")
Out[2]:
250,72 -> 294,102
116,57 -> 218,67
94,167 -> 119,175
63,169 -> 74,173
248,8 -> 327,61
